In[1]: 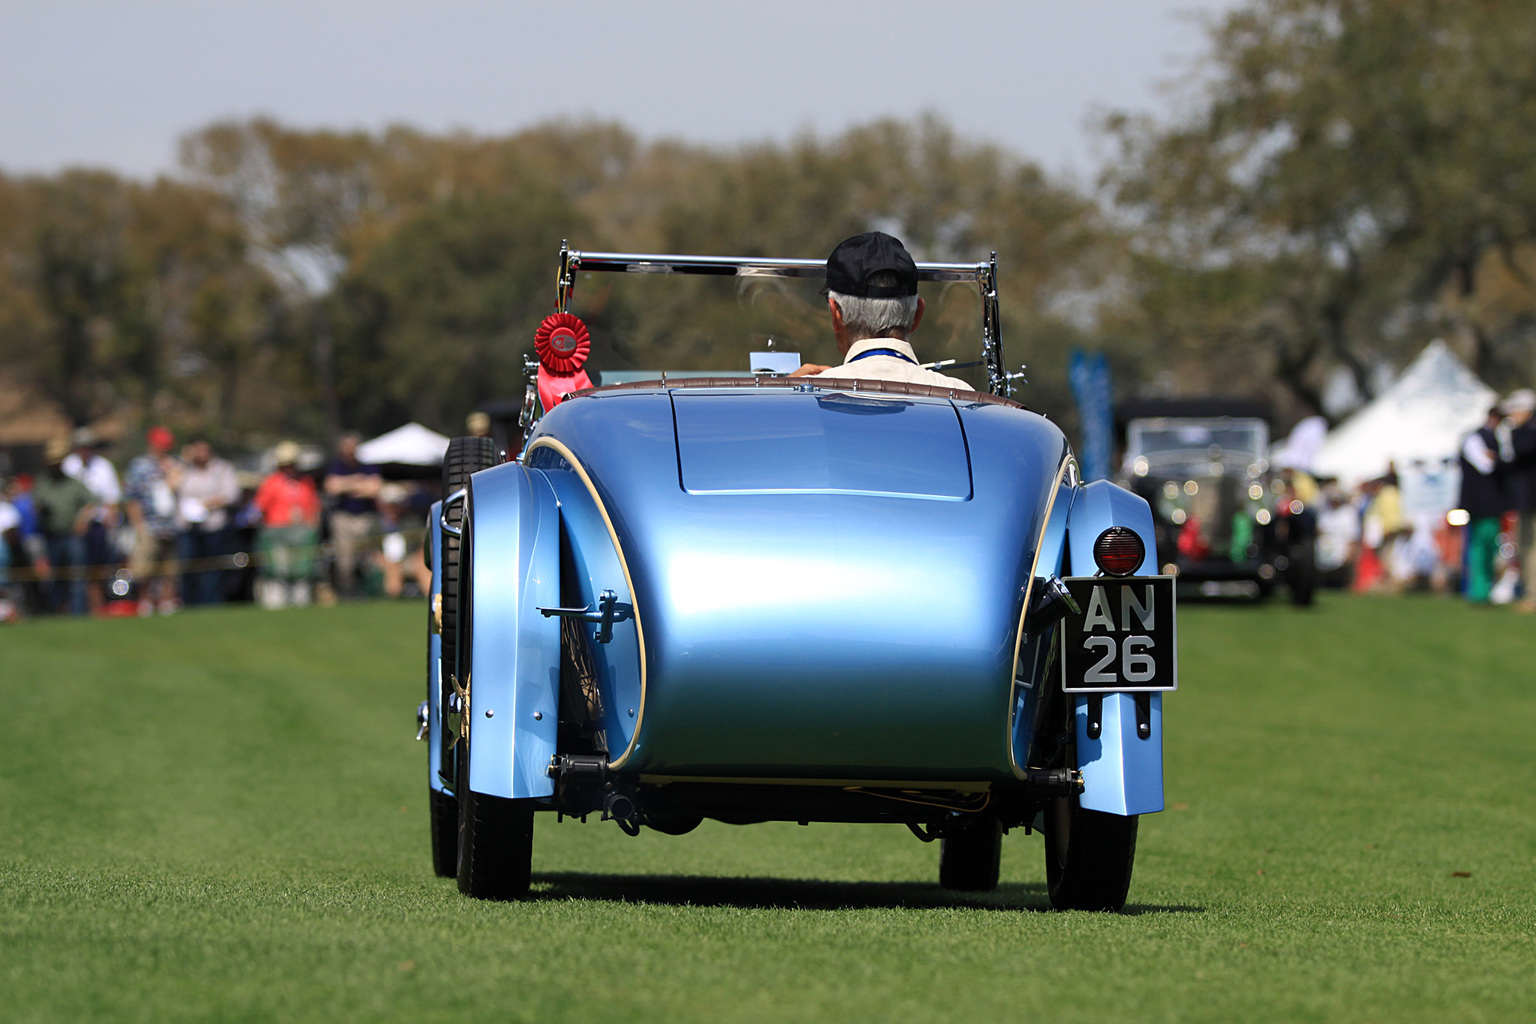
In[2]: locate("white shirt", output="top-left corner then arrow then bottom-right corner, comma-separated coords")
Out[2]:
814,338 -> 975,391
1462,432 -> 1496,476
176,458 -> 241,532
0,499 -> 19,535
62,452 -> 122,504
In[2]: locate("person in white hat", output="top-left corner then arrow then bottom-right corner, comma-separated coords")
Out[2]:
252,442 -> 320,608
62,427 -> 122,614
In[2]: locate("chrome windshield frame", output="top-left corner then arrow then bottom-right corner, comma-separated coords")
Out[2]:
553,242 -> 1011,397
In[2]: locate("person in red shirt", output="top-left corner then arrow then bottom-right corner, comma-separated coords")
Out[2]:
253,441 -> 320,608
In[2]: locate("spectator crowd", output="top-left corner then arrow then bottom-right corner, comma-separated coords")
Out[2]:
1278,388 -> 1536,604
4,399 -> 1533,623
0,427 -> 435,621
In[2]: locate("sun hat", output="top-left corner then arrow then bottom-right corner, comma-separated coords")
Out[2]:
1502,388 -> 1536,415
273,441 -> 302,466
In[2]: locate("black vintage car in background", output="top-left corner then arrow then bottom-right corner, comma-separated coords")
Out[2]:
1116,399 -> 1316,605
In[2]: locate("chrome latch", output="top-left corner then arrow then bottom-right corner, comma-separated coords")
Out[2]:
415,700 -> 429,741
438,488 -> 468,537
537,589 -> 633,643
1029,575 -> 1080,635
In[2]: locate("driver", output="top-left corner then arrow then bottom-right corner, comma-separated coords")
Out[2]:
790,231 -> 973,390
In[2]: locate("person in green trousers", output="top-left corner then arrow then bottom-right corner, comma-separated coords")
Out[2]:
1460,406 -> 1506,603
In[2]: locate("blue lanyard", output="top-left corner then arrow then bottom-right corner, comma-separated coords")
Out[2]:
849,347 -> 916,365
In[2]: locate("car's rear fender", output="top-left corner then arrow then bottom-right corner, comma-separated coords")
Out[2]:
1064,480 -> 1165,817
465,462 -> 562,800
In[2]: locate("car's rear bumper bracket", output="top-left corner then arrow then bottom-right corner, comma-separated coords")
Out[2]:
1134,691 -> 1152,740
1075,691 -> 1164,816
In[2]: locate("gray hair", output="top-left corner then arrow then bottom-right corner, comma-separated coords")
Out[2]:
828,272 -> 920,341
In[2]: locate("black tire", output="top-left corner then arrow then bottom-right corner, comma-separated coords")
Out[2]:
429,437 -> 496,877
939,815 -> 1003,891
451,497 -> 535,901
456,696 -> 535,900
428,788 -> 458,878
1044,796 -> 1138,911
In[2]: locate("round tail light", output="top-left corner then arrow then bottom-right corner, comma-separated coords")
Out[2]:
1093,527 -> 1145,576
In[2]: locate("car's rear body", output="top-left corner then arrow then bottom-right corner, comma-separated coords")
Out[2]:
433,378 -> 1166,827
527,383 -> 1061,783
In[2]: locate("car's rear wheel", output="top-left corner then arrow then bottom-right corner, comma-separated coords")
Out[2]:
428,788 -> 458,877
451,504 -> 535,900
939,815 -> 1003,891
456,720 -> 535,901
430,436 -> 498,878
1044,795 -> 1138,911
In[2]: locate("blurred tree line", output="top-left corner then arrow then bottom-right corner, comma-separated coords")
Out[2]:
3,0 -> 1536,449
1102,0 -> 1536,417
0,115 -> 1107,444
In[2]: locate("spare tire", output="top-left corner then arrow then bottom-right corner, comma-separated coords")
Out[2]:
440,436 -> 498,691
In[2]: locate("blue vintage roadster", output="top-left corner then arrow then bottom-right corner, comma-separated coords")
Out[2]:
418,247 -> 1175,910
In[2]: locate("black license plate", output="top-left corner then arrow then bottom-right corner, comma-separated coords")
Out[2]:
1059,576 -> 1177,692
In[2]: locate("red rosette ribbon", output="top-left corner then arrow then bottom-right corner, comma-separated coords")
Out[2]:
534,312 -> 590,374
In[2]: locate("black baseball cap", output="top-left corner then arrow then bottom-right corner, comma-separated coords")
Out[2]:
825,231 -> 918,298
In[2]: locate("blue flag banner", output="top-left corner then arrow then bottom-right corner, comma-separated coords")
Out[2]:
1068,349 -> 1114,482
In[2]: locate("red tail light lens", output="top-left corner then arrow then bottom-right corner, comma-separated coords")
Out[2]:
1094,527 -> 1145,576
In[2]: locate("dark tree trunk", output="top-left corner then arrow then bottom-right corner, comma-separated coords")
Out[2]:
314,307 -> 340,442
1270,329 -> 1328,421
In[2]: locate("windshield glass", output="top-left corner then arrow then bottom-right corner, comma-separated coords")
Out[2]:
564,268 -> 987,390
1125,418 -> 1269,472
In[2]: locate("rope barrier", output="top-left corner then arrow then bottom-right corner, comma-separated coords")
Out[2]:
1,526 -> 430,583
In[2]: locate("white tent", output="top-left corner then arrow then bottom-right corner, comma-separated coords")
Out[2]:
1271,415 -> 1329,473
1312,340 -> 1495,485
356,422 -> 451,466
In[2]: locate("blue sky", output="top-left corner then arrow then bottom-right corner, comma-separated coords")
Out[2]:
1,1 -> 1235,181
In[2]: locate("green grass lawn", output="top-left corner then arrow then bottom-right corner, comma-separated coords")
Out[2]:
2,594 -> 1533,1022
